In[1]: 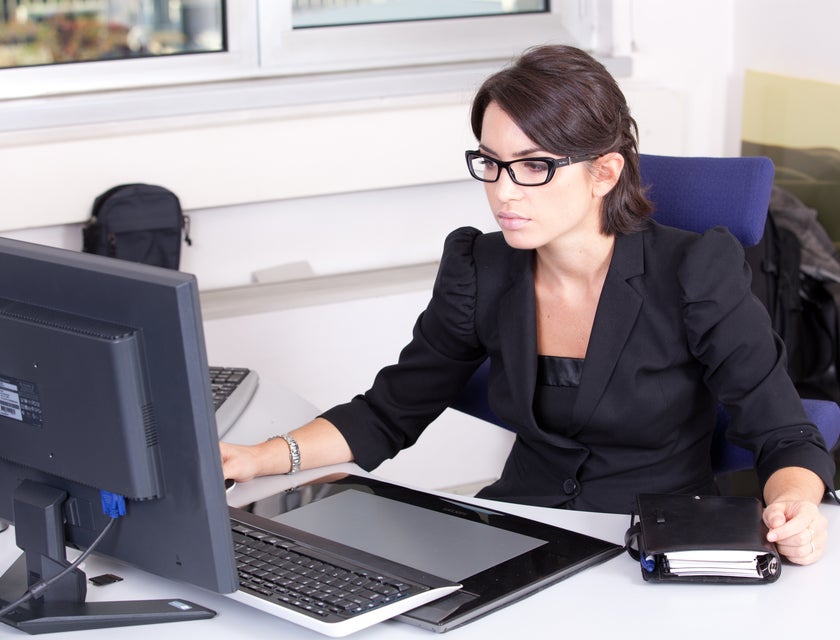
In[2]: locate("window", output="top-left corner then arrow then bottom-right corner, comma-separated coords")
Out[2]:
0,1 -> 225,70
0,1 -> 623,126
258,0 -> 585,78
0,0 -> 548,72
292,0 -> 548,29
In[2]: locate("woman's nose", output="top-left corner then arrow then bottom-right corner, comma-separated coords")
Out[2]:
491,167 -> 523,201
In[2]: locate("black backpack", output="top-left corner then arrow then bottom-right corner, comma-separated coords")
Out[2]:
82,183 -> 191,270
746,210 -> 840,403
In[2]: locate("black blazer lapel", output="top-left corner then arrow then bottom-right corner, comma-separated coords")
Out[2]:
573,232 -> 645,428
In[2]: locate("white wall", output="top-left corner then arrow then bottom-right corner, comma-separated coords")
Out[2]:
625,0 -> 735,156
0,96 -> 685,292
733,0 -> 840,84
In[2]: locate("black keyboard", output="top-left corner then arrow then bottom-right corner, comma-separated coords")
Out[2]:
209,366 -> 258,437
231,521 -> 421,623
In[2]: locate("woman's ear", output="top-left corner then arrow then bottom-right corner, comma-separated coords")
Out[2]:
591,152 -> 625,197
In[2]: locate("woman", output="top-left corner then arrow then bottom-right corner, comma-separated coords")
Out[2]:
221,45 -> 834,565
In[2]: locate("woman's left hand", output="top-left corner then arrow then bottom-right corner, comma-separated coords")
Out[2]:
763,499 -> 827,565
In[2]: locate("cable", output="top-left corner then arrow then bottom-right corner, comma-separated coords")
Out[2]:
0,491 -> 124,619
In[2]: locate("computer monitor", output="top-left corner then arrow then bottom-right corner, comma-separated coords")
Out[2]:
0,236 -> 238,633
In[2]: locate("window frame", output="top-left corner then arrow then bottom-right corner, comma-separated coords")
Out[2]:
0,2 -> 258,101
257,1 -> 585,76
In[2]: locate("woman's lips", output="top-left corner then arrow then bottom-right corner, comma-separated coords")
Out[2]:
497,212 -> 530,231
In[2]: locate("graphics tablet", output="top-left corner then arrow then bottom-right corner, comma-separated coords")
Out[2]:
232,472 -> 623,632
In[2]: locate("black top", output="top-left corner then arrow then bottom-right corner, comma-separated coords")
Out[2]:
534,356 -> 583,437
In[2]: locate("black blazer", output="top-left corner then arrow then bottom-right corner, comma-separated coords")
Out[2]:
322,224 -> 835,513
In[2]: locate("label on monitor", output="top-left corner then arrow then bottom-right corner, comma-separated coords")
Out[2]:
0,375 -> 43,427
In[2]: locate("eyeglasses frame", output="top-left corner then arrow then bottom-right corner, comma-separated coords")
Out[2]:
464,150 -> 600,186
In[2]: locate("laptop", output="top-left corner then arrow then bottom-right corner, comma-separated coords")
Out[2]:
228,472 -> 623,634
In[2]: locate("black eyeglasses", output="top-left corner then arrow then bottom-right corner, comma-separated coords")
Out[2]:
465,150 -> 599,186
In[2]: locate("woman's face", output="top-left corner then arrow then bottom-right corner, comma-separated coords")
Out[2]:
479,102 -> 603,251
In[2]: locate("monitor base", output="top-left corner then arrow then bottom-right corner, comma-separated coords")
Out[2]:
1,554 -> 215,634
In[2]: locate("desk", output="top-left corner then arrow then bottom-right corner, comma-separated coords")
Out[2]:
2,461 -> 839,640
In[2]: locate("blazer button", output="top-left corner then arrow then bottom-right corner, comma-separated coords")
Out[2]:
562,479 -> 578,495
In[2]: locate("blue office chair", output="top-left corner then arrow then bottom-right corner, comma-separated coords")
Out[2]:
450,154 -> 840,477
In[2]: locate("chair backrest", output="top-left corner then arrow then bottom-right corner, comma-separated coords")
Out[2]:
639,154 -> 775,247
450,154 -> 839,475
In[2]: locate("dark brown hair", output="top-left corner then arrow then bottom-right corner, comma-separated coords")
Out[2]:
471,45 -> 652,234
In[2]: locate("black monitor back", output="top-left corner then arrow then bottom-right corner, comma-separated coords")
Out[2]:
0,236 -> 237,595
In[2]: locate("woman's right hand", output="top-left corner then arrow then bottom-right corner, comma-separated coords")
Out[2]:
219,417 -> 354,482
219,440 -> 275,482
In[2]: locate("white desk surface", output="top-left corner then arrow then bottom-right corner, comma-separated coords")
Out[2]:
2,460 -> 839,640
2,312 -> 838,639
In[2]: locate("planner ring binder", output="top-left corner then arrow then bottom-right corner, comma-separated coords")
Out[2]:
624,493 -> 781,584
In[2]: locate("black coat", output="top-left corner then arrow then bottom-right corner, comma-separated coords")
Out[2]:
322,223 -> 835,514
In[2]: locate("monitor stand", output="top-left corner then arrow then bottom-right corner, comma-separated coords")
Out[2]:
0,481 -> 215,634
